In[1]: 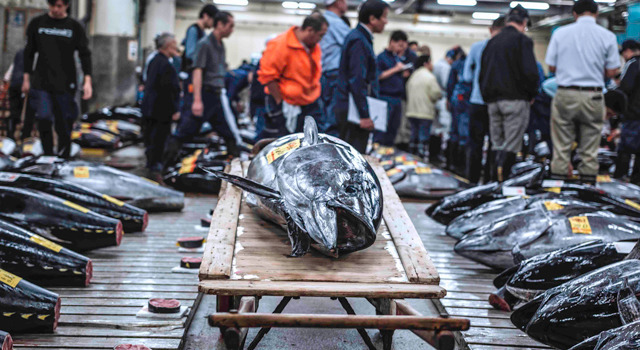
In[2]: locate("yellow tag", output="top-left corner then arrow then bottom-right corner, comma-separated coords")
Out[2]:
626,199 -> 640,211
403,161 -> 418,166
100,133 -> 114,142
394,155 -> 407,162
597,175 -> 612,183
544,201 -> 564,211
546,187 -> 561,194
266,139 -> 301,164
179,163 -> 196,175
386,168 -> 402,177
415,167 -> 432,175
73,166 -> 90,178
569,216 -> 592,234
81,123 -> 91,130
453,174 -> 471,184
380,160 -> 393,166
102,194 -> 125,207
24,144 -> 33,152
376,147 -> 394,155
63,200 -> 90,214
0,269 -> 22,288
30,235 -> 63,253
71,131 -> 81,139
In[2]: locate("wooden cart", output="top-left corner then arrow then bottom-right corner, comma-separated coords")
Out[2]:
199,159 -> 470,350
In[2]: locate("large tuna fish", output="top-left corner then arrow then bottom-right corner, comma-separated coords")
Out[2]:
503,240 -> 628,302
386,162 -> 470,199
596,176 -> 640,201
164,149 -> 227,194
454,207 -> 640,270
17,158 -> 184,212
205,117 -> 382,257
0,268 -> 60,333
0,171 -> 147,232
569,320 -> 640,350
512,260 -> 640,349
0,219 -> 92,286
426,166 -> 545,224
0,187 -> 123,251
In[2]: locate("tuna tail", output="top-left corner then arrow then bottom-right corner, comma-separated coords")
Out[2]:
494,264 -> 520,288
617,277 -> 640,325
200,167 -> 281,200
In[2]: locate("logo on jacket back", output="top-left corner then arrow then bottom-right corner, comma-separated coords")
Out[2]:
38,27 -> 72,38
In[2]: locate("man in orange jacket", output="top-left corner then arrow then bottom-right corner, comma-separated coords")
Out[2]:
257,13 -> 328,139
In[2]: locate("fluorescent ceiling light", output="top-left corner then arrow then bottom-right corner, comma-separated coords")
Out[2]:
383,0 -> 395,3
595,0 -> 615,3
417,15 -> 451,23
471,19 -> 494,26
282,1 -> 298,8
472,12 -> 500,20
297,2 -> 316,9
437,0 -> 476,6
214,0 -> 248,6
510,1 -> 549,10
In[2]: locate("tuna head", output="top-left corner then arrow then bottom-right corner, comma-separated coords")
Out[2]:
276,141 -> 382,257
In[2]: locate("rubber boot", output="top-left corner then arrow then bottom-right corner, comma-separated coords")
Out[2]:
409,142 -> 418,157
446,141 -> 457,172
492,151 -> 503,182
418,141 -> 427,159
162,137 -> 183,171
615,152 -> 631,180
456,144 -> 467,177
429,135 -> 442,165
502,152 -> 517,181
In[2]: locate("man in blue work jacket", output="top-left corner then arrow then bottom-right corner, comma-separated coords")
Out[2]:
334,0 -> 389,153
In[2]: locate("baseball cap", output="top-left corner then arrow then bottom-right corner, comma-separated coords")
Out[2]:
620,39 -> 640,54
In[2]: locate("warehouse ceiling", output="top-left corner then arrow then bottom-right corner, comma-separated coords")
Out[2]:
180,0 -> 631,30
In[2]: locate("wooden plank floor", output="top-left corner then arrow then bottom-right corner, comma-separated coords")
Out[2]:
406,203 -> 552,350
11,193 -> 216,350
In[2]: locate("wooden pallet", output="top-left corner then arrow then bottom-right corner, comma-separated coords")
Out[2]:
11,194 -> 214,350
199,159 -> 469,350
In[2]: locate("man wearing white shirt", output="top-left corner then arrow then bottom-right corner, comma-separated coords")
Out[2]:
545,0 -> 620,183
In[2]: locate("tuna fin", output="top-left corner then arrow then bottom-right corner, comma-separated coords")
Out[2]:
617,277 -> 640,324
512,245 -> 526,265
303,116 -> 318,146
594,330 -> 616,350
200,167 -> 281,200
285,213 -> 310,257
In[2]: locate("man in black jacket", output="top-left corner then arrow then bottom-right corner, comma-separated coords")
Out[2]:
23,0 -> 92,158
614,40 -> 640,183
479,5 -> 539,181
6,49 -> 35,141
142,33 -> 181,182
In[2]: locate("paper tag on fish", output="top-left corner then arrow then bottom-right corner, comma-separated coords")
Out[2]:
626,199 -> 640,211
394,155 -> 407,162
377,147 -> 394,155
569,216 -> 592,234
597,175 -> 612,183
0,269 -> 21,288
73,166 -> 90,178
542,180 -> 564,188
380,160 -> 393,166
102,194 -> 125,207
386,168 -> 402,177
415,167 -> 432,175
23,144 -> 33,152
143,178 -> 159,185
502,186 -> 526,196
71,131 -> 81,139
266,139 -> 301,164
0,172 -> 19,182
100,133 -> 115,142
30,235 -> 63,253
403,161 -> 418,166
179,163 -> 196,175
544,201 -> 564,211
63,200 -> 90,214
36,156 -> 58,164
614,241 -> 636,254
545,187 -> 561,193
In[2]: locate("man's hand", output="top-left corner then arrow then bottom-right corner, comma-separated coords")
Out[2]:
192,99 -> 204,117
82,80 -> 93,100
530,99 -> 535,105
172,112 -> 180,121
402,70 -> 411,78
609,128 -> 621,140
359,118 -> 374,131
21,79 -> 30,95
393,62 -> 405,73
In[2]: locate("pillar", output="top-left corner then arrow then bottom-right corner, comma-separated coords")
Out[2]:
142,0 -> 176,49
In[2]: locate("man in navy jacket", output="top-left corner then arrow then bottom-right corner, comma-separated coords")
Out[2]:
334,0 -> 389,153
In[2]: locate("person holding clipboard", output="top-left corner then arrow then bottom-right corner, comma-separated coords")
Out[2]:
334,0 -> 389,153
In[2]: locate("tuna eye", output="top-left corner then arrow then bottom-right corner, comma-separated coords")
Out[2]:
345,185 -> 358,194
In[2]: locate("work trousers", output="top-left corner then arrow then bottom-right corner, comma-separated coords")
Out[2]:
451,98 -> 470,147
373,95 -> 402,147
30,89 -> 77,158
8,87 -> 35,140
320,70 -> 339,136
143,118 -> 172,172
487,99 -> 529,153
550,89 -> 604,178
408,118 -> 432,144
468,103 -> 491,184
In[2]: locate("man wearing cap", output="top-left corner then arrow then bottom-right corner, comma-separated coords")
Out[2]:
463,15 -> 505,184
319,0 -> 350,136
546,0 -> 620,183
613,40 -> 640,183
257,14 -> 327,137
480,5 -> 539,182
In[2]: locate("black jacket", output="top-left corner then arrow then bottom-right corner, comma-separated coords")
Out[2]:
142,53 -> 180,122
619,55 -> 640,121
479,26 -> 539,103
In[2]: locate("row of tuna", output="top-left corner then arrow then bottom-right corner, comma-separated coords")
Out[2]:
427,164 -> 640,349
